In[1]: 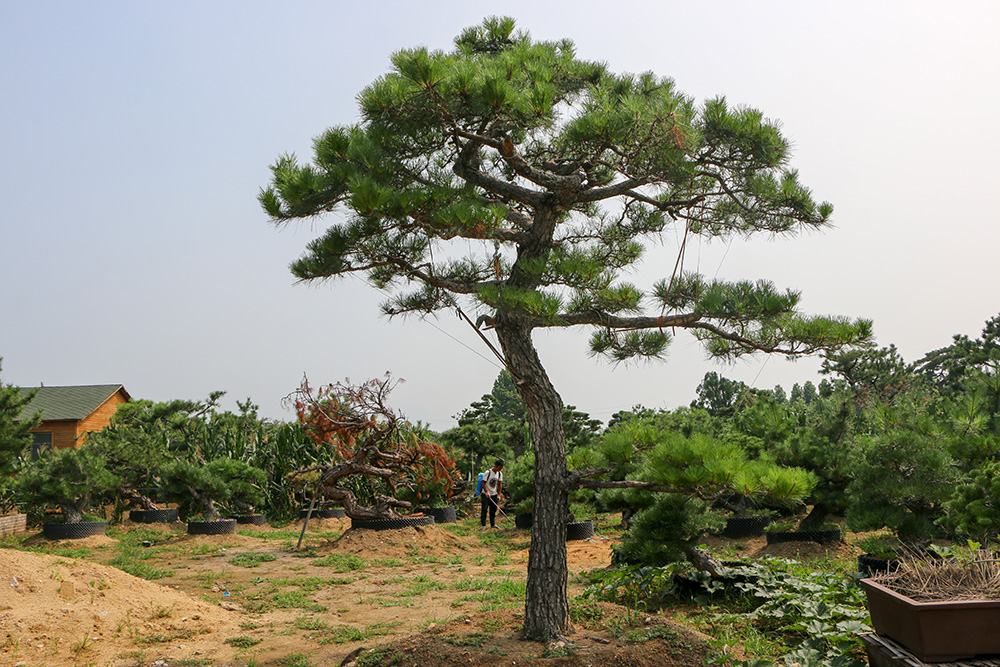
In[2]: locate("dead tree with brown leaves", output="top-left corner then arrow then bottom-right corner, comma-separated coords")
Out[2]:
285,374 -> 459,520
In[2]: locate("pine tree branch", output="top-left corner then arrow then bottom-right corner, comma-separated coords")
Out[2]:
537,311 -> 701,329
456,129 -> 585,193
574,478 -> 692,494
452,135 -> 546,206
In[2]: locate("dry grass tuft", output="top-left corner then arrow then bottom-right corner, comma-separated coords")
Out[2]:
874,550 -> 1000,601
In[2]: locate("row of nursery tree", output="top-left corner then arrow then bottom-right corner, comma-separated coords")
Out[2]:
2,312 -> 998,549
0,372 -> 459,526
441,313 -> 1000,562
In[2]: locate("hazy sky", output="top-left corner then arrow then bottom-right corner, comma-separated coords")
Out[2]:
2,1 -> 998,429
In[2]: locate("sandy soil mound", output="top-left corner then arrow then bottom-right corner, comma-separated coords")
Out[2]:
0,548 -> 242,667
329,524 -> 473,558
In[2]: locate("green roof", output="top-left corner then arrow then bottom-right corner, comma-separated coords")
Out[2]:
17,384 -> 129,421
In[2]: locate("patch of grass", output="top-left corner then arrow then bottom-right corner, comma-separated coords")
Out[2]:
317,621 -> 402,645
110,526 -> 173,544
441,523 -> 478,538
27,544 -> 93,559
401,578 -> 448,596
408,553 -> 446,564
311,553 -> 366,571
291,616 -> 330,631
486,569 -> 520,578
450,576 -> 525,610
224,635 -> 261,648
570,601 -> 607,628
543,643 -> 575,658
372,557 -> 405,567
270,575 -> 354,591
281,653 -> 314,667
356,646 -> 404,666
360,596 -> 413,608
109,555 -> 173,580
191,569 -> 229,589
491,547 -> 512,566
686,611 -> 785,659
440,632 -> 489,647
147,603 -> 175,619
290,547 -> 320,558
622,624 -> 678,643
271,590 -> 327,612
230,552 -> 279,568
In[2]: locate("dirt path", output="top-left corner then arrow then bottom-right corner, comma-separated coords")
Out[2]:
0,518 -> 617,666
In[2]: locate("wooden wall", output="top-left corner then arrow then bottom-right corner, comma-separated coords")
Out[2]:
76,390 -> 130,444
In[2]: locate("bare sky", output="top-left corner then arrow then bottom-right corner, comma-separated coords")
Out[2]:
2,1 -> 998,429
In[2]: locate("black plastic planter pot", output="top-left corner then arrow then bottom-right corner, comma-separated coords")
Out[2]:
416,506 -> 457,523
299,508 -> 346,519
721,515 -> 772,539
350,516 -> 434,531
233,514 -> 268,525
128,508 -> 179,524
43,521 -> 107,540
187,519 -> 237,535
857,553 -> 900,576
566,520 -> 594,541
765,528 -> 842,545
515,512 -> 533,529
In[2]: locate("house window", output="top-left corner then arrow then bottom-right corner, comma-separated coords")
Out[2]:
30,432 -> 52,460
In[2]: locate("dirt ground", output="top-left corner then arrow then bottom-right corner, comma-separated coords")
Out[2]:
0,516 -> 862,667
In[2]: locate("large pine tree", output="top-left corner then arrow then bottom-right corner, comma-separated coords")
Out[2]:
261,17 -> 871,640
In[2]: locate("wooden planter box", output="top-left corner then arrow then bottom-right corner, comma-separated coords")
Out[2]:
0,513 -> 27,536
861,577 -> 1000,662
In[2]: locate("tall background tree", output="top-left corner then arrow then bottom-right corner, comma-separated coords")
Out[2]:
260,17 -> 871,639
0,359 -> 39,478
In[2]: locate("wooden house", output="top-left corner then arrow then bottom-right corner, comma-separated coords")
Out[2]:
17,384 -> 131,457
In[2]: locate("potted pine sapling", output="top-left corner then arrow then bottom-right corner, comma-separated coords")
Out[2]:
158,458 -> 265,534
587,419 -> 663,531
14,446 -> 120,539
86,415 -> 178,523
611,431 -> 817,573
286,374 -> 457,530
937,460 -> 1000,546
746,393 -> 857,541
845,405 -> 956,553
855,533 -> 903,576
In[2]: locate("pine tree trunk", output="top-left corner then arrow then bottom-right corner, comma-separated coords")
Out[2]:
496,317 -> 572,641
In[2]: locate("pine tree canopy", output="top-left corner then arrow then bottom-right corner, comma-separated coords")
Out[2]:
261,16 -> 871,362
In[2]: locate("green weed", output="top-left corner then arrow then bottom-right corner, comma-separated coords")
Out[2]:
311,553 -> 366,571
224,636 -> 262,648
230,552 -> 279,568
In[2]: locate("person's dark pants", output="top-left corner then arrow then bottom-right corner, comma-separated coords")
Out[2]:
480,494 -> 498,527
